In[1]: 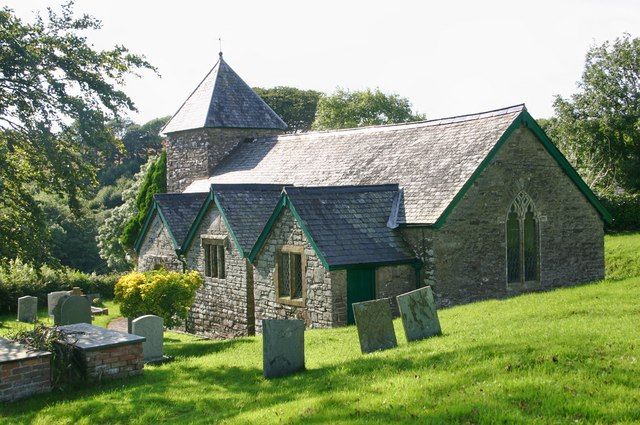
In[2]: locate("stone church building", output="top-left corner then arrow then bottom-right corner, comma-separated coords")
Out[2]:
135,53 -> 611,338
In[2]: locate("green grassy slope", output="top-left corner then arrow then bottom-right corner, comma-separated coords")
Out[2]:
1,236 -> 639,424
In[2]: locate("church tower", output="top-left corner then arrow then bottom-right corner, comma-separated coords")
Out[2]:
162,53 -> 287,192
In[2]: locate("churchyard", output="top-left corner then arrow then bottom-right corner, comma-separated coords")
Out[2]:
0,233 -> 636,423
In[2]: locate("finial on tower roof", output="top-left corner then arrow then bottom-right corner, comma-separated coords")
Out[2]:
218,37 -> 223,58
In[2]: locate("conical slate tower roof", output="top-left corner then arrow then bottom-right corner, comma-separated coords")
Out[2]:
162,53 -> 287,134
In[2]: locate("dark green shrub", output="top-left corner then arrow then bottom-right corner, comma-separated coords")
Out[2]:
601,192 -> 640,232
0,259 -> 119,314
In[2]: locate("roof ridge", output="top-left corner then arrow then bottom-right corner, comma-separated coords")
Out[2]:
269,104 -> 526,139
285,184 -> 399,194
212,183 -> 289,191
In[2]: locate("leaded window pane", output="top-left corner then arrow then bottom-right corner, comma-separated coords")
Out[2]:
507,207 -> 521,283
523,208 -> 538,281
204,245 -> 211,277
217,245 -> 225,279
291,253 -> 302,299
279,253 -> 290,297
211,245 -> 218,278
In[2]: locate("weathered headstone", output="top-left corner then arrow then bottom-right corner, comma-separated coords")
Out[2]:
53,295 -> 92,325
47,291 -> 71,317
353,298 -> 398,354
17,296 -> 37,323
397,286 -> 442,342
70,287 -> 83,296
132,315 -> 164,362
262,319 -> 305,378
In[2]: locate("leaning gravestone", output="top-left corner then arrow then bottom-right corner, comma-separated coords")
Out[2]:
17,296 -> 38,323
47,290 -> 71,317
132,315 -> 164,362
262,319 -> 305,378
353,298 -> 398,354
53,295 -> 92,325
397,286 -> 442,342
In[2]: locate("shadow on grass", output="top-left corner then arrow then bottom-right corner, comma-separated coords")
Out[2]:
3,338 -> 639,423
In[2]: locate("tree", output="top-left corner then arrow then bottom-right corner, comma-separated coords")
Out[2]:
0,3 -> 155,264
545,34 -> 640,193
97,156 -> 156,271
120,152 -> 167,250
312,88 -> 425,130
253,87 -> 322,133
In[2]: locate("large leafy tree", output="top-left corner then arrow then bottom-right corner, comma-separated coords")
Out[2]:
253,87 -> 322,133
312,88 -> 425,130
0,3 -> 155,264
545,34 -> 640,193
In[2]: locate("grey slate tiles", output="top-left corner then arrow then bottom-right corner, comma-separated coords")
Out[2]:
284,185 -> 415,267
163,55 -> 287,134
186,105 -> 525,225
213,184 -> 284,255
154,192 -> 208,248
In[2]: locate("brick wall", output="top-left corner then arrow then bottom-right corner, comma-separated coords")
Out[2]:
401,125 -> 605,307
184,204 -> 252,338
137,214 -> 182,272
0,356 -> 51,402
81,343 -> 144,382
166,128 -> 282,193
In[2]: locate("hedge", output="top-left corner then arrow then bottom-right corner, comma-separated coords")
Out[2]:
0,260 -> 120,315
601,192 -> 640,232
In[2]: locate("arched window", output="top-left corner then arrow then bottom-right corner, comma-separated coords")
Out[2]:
506,192 -> 539,283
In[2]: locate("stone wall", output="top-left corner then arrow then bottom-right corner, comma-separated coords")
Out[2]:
184,204 -> 251,339
375,264 -> 418,314
0,354 -> 51,402
401,125 -> 605,307
166,128 -> 282,192
137,214 -> 182,271
253,208 -> 334,332
82,343 -> 144,382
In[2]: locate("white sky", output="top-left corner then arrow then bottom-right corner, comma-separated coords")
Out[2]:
6,0 -> 639,122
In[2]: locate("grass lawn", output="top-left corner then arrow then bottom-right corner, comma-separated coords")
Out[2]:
1,236 -> 639,424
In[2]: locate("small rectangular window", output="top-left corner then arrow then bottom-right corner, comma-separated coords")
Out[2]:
277,247 -> 304,302
203,240 -> 225,279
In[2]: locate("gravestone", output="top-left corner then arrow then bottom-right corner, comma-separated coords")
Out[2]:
47,291 -> 71,317
397,286 -> 442,342
53,295 -> 92,325
132,315 -> 164,362
353,298 -> 397,354
262,319 -> 305,378
17,296 -> 37,323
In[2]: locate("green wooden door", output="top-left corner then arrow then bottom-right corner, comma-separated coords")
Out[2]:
346,268 -> 376,324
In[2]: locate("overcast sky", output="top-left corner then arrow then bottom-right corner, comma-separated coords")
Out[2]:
6,0 -> 639,123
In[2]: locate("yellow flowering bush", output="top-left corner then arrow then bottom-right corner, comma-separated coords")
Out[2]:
115,270 -> 202,327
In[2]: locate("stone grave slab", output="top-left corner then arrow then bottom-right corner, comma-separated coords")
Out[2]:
132,315 -> 164,362
53,295 -> 92,325
56,323 -> 145,382
353,298 -> 398,354
0,338 -> 52,402
17,296 -> 37,323
47,290 -> 70,316
397,286 -> 442,342
262,319 -> 305,378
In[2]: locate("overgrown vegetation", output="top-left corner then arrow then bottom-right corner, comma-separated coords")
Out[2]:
0,259 -> 118,314
115,270 -> 202,327
10,324 -> 85,388
120,152 -> 167,250
1,231 -> 639,422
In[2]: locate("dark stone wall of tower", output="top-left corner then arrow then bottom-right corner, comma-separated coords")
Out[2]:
166,128 -> 283,193
401,125 -> 605,307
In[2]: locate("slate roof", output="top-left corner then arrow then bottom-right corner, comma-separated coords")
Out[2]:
282,185 -> 416,268
162,54 -> 287,134
154,192 -> 208,248
185,105 -> 526,225
213,184 -> 286,255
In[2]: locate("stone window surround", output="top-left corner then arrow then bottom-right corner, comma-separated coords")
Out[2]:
201,235 -> 228,280
505,191 -> 542,289
274,245 -> 306,307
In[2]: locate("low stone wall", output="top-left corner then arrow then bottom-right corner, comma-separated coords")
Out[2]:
0,339 -> 51,403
